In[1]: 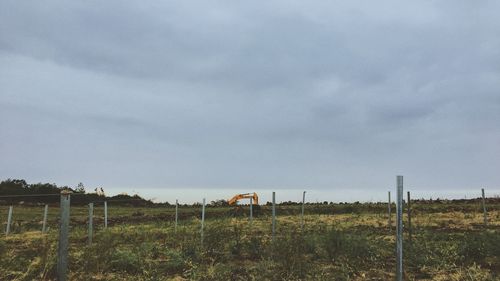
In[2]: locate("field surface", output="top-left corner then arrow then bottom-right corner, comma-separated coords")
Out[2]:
1,200 -> 499,280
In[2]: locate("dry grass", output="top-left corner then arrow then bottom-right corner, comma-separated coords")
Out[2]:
0,204 -> 499,280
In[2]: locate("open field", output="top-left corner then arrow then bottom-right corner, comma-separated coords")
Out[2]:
1,201 -> 499,280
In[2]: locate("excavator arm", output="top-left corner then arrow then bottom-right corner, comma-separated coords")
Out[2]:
228,192 -> 259,205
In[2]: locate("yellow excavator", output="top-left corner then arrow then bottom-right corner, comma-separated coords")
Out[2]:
228,192 -> 259,205
227,192 -> 260,216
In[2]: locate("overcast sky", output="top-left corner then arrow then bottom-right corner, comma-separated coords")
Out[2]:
1,1 -> 499,202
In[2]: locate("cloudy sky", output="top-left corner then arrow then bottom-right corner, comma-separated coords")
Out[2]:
1,1 -> 499,202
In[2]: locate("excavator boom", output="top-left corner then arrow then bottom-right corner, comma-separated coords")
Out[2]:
228,192 -> 259,205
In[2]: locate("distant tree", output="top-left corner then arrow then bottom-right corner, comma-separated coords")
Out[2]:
75,182 -> 85,193
0,179 -> 28,195
209,199 -> 228,207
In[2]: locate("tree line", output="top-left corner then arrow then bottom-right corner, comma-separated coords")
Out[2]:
0,179 -> 154,206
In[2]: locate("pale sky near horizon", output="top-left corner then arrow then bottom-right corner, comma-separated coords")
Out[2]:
1,1 -> 500,203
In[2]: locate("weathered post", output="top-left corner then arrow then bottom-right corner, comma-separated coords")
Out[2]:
5,206 -> 13,236
175,199 -> 178,232
88,203 -> 93,245
201,198 -> 206,246
388,191 -> 391,229
42,204 -> 49,233
407,191 -> 412,243
301,191 -> 306,230
57,190 -> 71,281
272,192 -> 276,241
481,188 -> 487,226
249,197 -> 253,225
104,201 -> 108,229
396,176 -> 404,281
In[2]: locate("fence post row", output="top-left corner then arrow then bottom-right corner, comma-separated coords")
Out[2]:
201,198 -> 206,246
42,204 -> 49,233
5,205 -> 13,236
396,176 -> 404,281
57,190 -> 71,281
407,191 -> 412,243
481,188 -> 487,226
88,203 -> 94,245
175,199 -> 178,232
272,191 -> 276,241
104,201 -> 108,229
388,191 -> 391,229
301,191 -> 306,230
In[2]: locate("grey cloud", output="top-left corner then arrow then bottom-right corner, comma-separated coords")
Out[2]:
1,1 -> 500,194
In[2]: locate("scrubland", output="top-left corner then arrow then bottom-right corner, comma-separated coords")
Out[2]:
0,202 -> 499,280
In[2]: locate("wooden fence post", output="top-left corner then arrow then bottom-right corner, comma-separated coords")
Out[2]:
407,191 -> 412,243
88,203 -> 93,245
301,191 -> 306,230
388,191 -> 391,229
201,198 -> 206,246
5,206 -> 13,236
481,188 -> 487,226
104,201 -> 108,229
396,176 -> 404,281
249,197 -> 253,225
272,192 -> 276,241
175,199 -> 178,232
42,204 -> 49,233
57,190 -> 71,281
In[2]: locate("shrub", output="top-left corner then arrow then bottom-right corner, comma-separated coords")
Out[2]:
110,248 -> 141,273
162,248 -> 186,274
459,231 -> 500,264
242,236 -> 262,260
266,231 -> 313,279
321,228 -> 376,265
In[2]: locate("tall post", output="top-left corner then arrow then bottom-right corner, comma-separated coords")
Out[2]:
388,191 -> 391,229
175,199 -> 178,232
301,191 -> 306,230
272,192 -> 276,241
5,206 -> 13,236
201,198 -> 206,246
42,204 -> 49,233
407,191 -> 412,243
481,188 -> 487,226
57,190 -> 71,281
88,203 -> 93,245
104,201 -> 108,229
396,176 -> 404,281
249,197 -> 253,225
